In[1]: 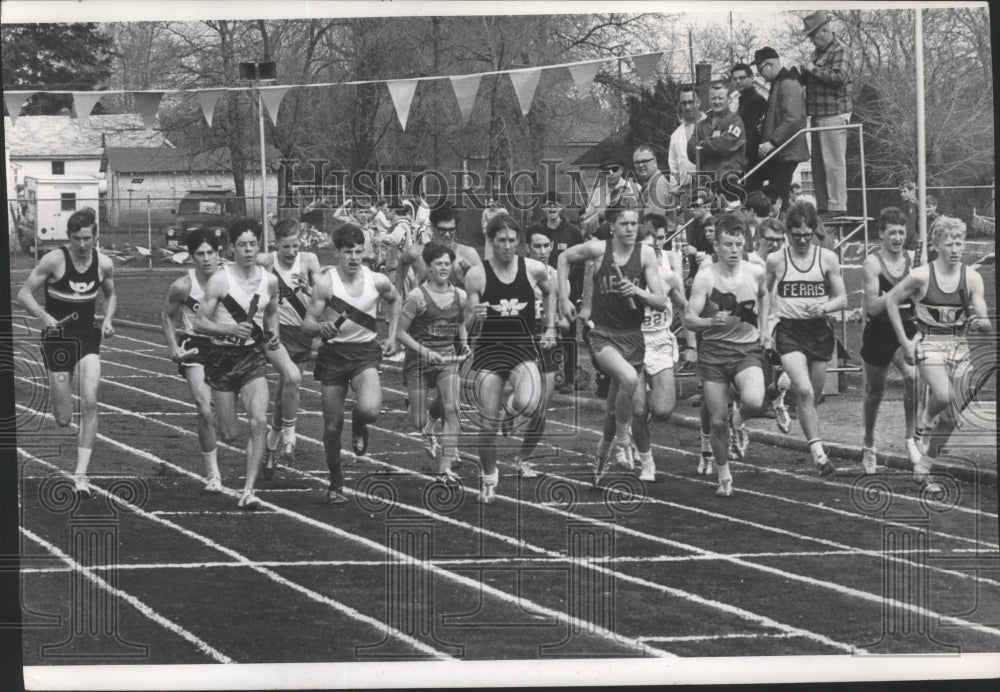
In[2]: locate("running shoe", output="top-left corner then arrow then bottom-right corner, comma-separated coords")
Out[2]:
422,431 -> 441,460
816,454 -> 836,477
732,425 -> 750,460
862,446 -> 878,475
323,487 -> 348,505
434,469 -> 461,486
204,476 -> 223,493
73,475 -> 93,497
715,479 -> 733,497
773,397 -> 792,434
262,448 -> 277,480
352,423 -> 369,456
237,491 -> 263,511
905,438 -> 922,468
481,473 -> 498,504
639,459 -> 656,482
516,460 -> 541,479
614,441 -> 634,471
697,451 -> 715,476
593,448 -> 610,487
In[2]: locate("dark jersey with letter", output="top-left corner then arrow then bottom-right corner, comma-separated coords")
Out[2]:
45,247 -> 99,326
592,239 -> 645,330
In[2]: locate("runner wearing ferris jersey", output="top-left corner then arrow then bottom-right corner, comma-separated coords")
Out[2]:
161,229 -> 223,492
558,206 -> 666,487
194,218 -> 282,511
762,201 -> 848,477
302,224 -> 401,505
858,207 -> 921,475
255,218 -> 321,479
17,208 -> 116,497
885,215 -> 991,491
464,213 -> 556,503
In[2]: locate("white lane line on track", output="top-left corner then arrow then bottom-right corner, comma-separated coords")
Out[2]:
41,321 -> 994,524
19,526 -> 234,664
15,347 -> 1000,587
16,332 -> 1000,641
20,548 -> 966,574
17,448 -> 455,661
638,633 -> 801,643
15,405 -> 675,659
14,387 -> 880,654
16,394 -> 846,655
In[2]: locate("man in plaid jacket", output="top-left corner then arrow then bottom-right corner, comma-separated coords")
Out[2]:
799,11 -> 853,218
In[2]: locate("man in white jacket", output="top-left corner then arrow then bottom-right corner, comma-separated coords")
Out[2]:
668,84 -> 706,200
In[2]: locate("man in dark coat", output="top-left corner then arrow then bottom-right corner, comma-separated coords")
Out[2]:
754,46 -> 809,210
732,62 -> 768,192
688,81 -> 747,195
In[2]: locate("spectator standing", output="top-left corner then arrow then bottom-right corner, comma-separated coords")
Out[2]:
688,82 -> 747,195
582,155 -> 640,237
669,85 -> 706,202
799,11 -> 853,218
732,63 -> 768,192
754,47 -> 809,211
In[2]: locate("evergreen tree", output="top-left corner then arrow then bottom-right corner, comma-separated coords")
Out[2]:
2,23 -> 115,114
624,77 -> 680,164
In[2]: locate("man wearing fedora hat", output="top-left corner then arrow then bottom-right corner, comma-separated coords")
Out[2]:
581,153 -> 640,238
754,46 -> 809,211
799,10 -> 853,219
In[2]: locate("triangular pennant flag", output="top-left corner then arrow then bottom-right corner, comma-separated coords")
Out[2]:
632,52 -> 663,85
134,92 -> 163,130
4,92 -> 33,126
449,74 -> 482,124
386,79 -> 419,131
568,61 -> 602,95
509,68 -> 542,117
197,89 -> 225,128
260,86 -> 291,123
72,92 -> 102,123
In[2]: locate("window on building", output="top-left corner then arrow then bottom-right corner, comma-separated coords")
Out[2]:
60,193 -> 77,211
51,161 -> 65,175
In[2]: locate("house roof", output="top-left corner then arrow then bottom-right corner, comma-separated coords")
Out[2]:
570,130 -> 630,167
102,147 -> 232,174
3,114 -> 168,158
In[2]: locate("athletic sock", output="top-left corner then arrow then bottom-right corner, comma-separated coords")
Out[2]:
717,463 -> 732,483
266,426 -> 282,451
202,449 -> 220,478
613,421 -> 630,444
282,418 -> 297,447
808,438 -> 827,461
637,450 -> 654,466
700,432 -> 712,454
422,417 -> 438,435
74,447 -> 92,477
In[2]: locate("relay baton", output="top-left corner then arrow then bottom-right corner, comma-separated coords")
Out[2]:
179,347 -> 199,360
611,263 -> 637,310
56,312 -> 78,326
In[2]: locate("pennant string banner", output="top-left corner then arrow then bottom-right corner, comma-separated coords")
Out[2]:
197,89 -> 225,128
3,91 -> 33,126
568,61 -> 602,95
134,92 -> 164,131
386,79 -> 419,131
3,48 -> 683,97
509,69 -> 542,117
71,92 -> 102,123
449,74 -> 482,124
632,52 -> 664,85
259,86 -> 291,123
